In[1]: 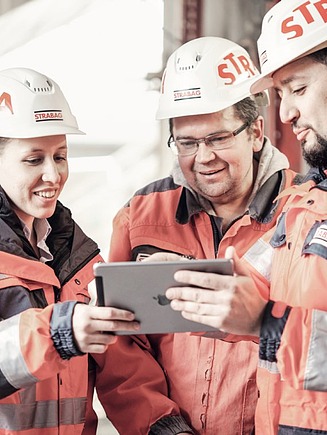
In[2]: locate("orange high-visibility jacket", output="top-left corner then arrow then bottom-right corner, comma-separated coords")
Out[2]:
243,168 -> 327,435
0,188 -> 102,435
88,140 -> 296,435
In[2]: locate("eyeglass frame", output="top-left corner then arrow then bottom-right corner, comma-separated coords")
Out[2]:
167,120 -> 253,156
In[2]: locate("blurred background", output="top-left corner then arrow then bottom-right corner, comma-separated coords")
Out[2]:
0,1 -> 303,433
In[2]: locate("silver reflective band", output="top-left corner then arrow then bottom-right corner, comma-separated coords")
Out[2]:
304,309 -> 327,392
0,397 -> 86,430
167,121 -> 251,156
243,238 -> 273,283
0,315 -> 38,389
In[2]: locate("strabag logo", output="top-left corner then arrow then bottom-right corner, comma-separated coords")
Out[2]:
281,0 -> 327,40
217,51 -> 257,85
34,110 -> 63,122
174,87 -> 201,101
0,92 -> 13,114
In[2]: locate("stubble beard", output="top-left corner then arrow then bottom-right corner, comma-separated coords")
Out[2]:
302,133 -> 327,169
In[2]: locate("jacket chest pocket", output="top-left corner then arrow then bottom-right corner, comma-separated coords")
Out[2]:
61,280 -> 91,304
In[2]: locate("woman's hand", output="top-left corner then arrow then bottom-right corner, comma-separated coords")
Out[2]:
72,304 -> 140,353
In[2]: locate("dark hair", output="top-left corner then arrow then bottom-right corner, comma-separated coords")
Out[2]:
308,47 -> 327,66
169,96 -> 259,135
234,96 -> 260,126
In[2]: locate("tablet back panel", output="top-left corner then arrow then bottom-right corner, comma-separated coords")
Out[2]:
94,259 -> 233,334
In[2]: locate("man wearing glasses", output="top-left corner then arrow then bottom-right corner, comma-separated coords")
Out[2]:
89,37 -> 296,434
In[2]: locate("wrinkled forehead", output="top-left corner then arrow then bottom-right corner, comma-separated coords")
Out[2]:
0,135 -> 67,156
171,106 -> 236,131
171,108 -> 244,140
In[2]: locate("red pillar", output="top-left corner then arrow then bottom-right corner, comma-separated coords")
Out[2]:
182,0 -> 202,43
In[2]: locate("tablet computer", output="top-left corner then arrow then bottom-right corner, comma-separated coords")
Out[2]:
93,259 -> 233,334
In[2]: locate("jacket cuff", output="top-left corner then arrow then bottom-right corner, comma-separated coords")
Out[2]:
50,301 -> 85,360
149,415 -> 194,434
259,300 -> 291,362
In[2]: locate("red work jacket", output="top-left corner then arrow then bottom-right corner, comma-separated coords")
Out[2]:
88,160 -> 296,434
244,168 -> 327,434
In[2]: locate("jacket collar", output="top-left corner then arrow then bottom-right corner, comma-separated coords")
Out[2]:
0,185 -> 100,284
301,167 -> 327,184
0,185 -> 75,266
0,186 -> 35,259
302,167 -> 327,192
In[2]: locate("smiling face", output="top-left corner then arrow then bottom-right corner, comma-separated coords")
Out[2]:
273,56 -> 327,168
0,135 -> 68,232
172,107 -> 263,210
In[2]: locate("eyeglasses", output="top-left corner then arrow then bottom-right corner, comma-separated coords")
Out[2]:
167,121 -> 251,156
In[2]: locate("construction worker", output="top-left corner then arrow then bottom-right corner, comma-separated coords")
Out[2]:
0,67 -> 139,435
87,37 -> 296,434
165,1 -> 327,434
249,1 -> 327,433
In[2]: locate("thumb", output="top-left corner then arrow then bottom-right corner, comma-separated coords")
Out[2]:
225,246 -> 250,277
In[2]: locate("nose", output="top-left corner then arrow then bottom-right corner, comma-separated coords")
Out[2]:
195,141 -> 216,163
279,96 -> 299,125
41,159 -> 61,183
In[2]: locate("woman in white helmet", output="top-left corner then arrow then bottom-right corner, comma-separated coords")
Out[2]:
0,67 -> 139,435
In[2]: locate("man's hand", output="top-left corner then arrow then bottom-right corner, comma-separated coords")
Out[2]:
165,247 -> 267,336
72,304 -> 140,353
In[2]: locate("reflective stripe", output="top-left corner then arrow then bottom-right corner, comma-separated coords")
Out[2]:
0,315 -> 37,389
304,310 -> 327,391
19,384 -> 36,402
258,358 -> 280,374
0,397 -> 86,430
243,238 -> 273,282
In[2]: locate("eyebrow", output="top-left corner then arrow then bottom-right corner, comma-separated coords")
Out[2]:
175,129 -> 231,140
28,145 -> 68,152
273,73 -> 307,91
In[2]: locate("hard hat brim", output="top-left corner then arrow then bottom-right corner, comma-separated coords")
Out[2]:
251,40 -> 327,94
2,124 -> 85,139
250,76 -> 273,95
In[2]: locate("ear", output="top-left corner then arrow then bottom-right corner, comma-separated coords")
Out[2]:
251,116 -> 264,153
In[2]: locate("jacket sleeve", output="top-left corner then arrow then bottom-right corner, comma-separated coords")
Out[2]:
259,301 -> 327,392
92,206 -> 194,434
0,302 -> 70,399
0,265 -> 87,400
92,336 -> 192,434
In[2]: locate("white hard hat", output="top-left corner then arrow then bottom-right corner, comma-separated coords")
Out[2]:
251,0 -> 327,94
156,36 -> 269,120
0,67 -> 84,138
